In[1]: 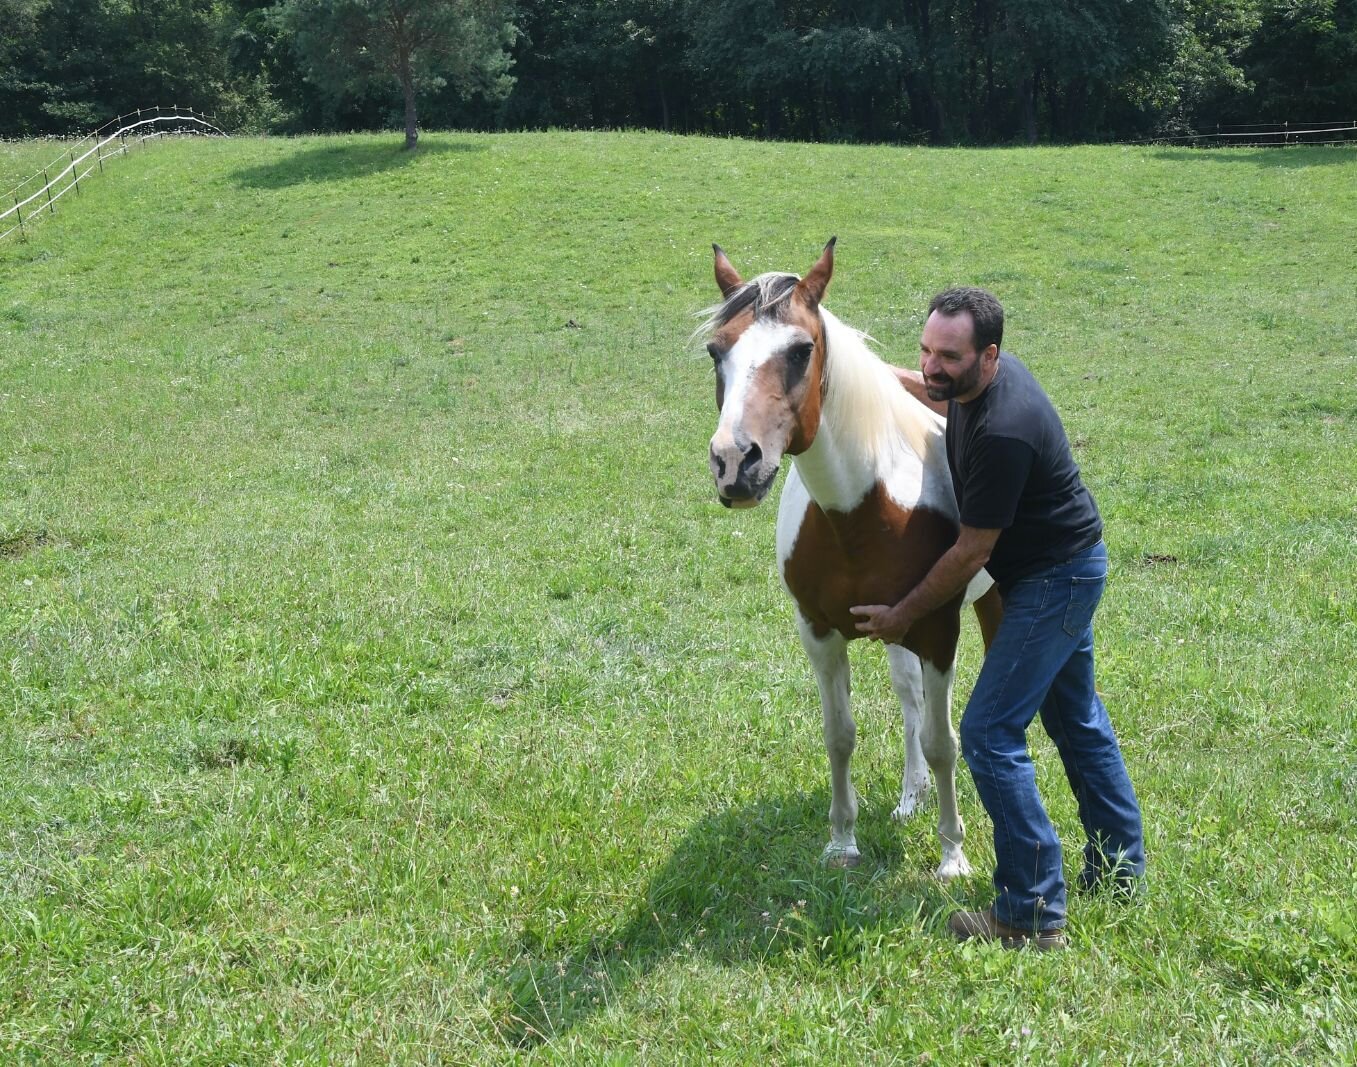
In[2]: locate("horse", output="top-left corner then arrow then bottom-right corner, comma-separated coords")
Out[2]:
700,238 -> 1001,878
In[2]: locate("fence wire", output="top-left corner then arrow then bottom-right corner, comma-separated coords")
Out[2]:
1127,120 -> 1357,147
2,105 -> 227,243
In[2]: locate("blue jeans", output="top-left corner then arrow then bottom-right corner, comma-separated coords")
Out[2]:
960,541 -> 1145,931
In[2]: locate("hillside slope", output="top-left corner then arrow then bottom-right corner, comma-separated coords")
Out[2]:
2,132 -> 1354,1062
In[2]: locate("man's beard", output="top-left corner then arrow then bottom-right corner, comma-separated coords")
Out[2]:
924,356 -> 983,401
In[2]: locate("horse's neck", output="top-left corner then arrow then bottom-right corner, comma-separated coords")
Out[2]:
791,424 -> 880,513
791,313 -> 945,516
794,416 -> 947,521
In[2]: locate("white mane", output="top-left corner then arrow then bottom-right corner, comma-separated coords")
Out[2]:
819,307 -> 944,470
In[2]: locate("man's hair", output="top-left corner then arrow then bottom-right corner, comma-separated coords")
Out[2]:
927,287 -> 1004,354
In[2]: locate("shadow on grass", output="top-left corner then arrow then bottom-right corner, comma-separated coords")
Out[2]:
486,790 -> 969,1049
231,138 -> 485,190
1152,146 -> 1357,168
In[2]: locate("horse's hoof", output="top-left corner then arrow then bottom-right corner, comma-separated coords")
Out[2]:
935,854 -> 972,881
822,846 -> 862,869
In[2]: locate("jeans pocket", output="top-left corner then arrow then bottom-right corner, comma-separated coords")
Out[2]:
1063,574 -> 1105,638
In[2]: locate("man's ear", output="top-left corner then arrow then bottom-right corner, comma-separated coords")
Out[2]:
713,244 -> 743,297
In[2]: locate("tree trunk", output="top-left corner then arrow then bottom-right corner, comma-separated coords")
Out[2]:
400,53 -> 418,150
1021,71 -> 1038,145
985,55 -> 995,139
1045,75 -> 1060,141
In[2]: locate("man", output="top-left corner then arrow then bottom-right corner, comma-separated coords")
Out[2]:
850,287 -> 1144,951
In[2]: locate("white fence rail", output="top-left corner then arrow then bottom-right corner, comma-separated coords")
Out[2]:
2,105 -> 227,243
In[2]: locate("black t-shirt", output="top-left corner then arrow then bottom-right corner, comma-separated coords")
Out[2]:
946,352 -> 1103,588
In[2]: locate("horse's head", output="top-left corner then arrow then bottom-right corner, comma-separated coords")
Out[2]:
704,238 -> 835,509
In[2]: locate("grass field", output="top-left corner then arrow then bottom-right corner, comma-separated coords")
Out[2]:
2,130 -> 1355,1063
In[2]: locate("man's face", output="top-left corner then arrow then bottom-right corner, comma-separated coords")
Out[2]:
920,310 -> 986,402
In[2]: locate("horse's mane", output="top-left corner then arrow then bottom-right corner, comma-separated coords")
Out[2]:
695,271 -> 801,335
696,272 -> 942,468
819,308 -> 943,469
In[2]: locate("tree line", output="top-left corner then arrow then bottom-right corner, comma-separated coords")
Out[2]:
2,0 -> 1355,146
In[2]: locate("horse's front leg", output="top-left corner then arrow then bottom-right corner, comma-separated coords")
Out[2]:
919,656 -> 971,880
797,615 -> 859,868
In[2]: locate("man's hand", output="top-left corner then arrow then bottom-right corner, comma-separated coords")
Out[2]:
849,526 -> 999,646
850,602 -> 914,643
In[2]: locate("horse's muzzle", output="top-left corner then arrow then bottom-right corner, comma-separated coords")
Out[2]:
711,454 -> 778,508
718,486 -> 768,509
711,433 -> 780,508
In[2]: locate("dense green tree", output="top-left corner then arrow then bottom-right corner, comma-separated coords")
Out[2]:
1,0 -> 1355,144
680,0 -> 920,140
1150,0 -> 1260,134
1243,0 -> 1357,121
274,0 -> 515,148
910,0 -> 1177,142
989,0 -> 1175,141
0,0 -> 50,134
497,0 -> 690,132
221,0 -> 314,131
0,0 -> 261,135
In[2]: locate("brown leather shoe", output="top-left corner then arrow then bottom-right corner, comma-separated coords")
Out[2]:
947,910 -> 1067,951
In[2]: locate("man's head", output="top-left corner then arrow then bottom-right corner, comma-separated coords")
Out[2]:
920,287 -> 1004,403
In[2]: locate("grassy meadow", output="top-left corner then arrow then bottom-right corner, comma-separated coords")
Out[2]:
1,130 -> 1355,1063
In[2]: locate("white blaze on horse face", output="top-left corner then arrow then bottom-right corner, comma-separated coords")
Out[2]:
710,320 -> 805,501
713,320 -> 803,442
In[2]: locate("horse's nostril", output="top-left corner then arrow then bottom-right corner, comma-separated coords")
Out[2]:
710,448 -> 727,480
739,442 -> 763,475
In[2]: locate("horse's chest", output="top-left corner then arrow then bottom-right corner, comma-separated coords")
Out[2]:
778,479 -> 958,640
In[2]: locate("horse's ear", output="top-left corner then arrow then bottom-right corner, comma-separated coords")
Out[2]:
713,244 -> 743,297
797,236 -> 836,307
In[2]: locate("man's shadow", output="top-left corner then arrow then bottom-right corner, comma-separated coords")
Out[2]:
485,789 -> 974,1048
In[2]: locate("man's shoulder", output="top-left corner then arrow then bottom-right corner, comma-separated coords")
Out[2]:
993,352 -> 1046,398
989,353 -> 1060,429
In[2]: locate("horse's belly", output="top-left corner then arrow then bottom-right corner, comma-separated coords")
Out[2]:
779,473 -> 960,642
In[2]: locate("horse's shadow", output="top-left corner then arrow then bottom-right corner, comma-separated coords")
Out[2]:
486,790 -> 975,1048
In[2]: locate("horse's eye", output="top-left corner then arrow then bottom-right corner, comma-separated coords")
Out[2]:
787,341 -> 813,365
706,342 -> 723,362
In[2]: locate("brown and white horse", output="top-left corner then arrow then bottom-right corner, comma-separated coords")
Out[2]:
702,238 -> 997,878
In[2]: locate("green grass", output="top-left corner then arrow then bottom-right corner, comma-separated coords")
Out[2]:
2,139 -> 82,190
1,131 -> 1355,1063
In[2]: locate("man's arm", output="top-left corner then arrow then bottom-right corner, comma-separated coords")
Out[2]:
849,524 -> 1000,643
892,366 -> 950,418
